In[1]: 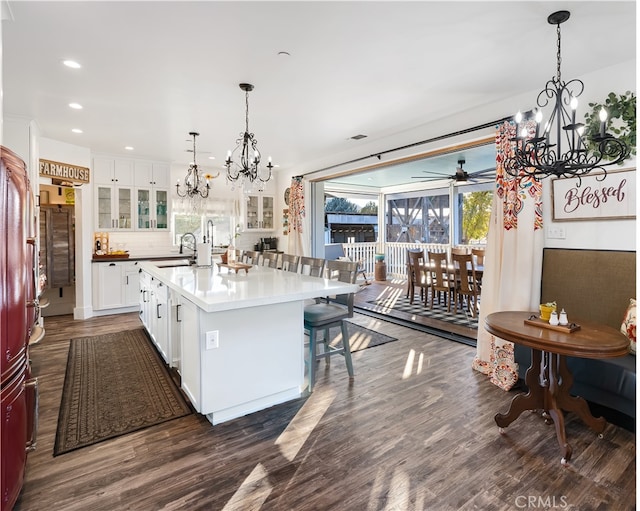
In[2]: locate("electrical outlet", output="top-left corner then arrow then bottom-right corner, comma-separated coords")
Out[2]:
206,330 -> 219,349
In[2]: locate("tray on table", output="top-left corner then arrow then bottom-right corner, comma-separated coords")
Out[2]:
216,262 -> 252,274
524,315 -> 581,333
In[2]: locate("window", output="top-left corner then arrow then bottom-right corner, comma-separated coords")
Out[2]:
386,188 -> 450,243
455,182 -> 493,245
172,198 -> 237,246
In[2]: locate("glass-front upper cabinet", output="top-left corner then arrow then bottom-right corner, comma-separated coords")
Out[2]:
245,194 -> 274,230
95,185 -> 133,230
136,188 -> 168,230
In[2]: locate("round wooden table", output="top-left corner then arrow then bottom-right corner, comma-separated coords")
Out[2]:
485,311 -> 629,465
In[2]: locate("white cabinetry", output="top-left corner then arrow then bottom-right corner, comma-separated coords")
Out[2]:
135,162 -> 170,231
94,157 -> 134,230
177,296 -> 200,409
150,279 -> 170,363
93,260 -> 140,310
124,261 -> 141,306
245,194 -> 274,230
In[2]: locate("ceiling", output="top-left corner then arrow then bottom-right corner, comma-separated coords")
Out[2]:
2,1 -> 636,189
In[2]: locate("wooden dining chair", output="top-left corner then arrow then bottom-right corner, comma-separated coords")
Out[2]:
427,251 -> 456,312
407,250 -> 430,305
281,253 -> 300,273
405,248 -> 424,298
471,248 -> 485,266
303,259 -> 358,391
260,252 -> 279,268
452,253 -> 479,317
243,250 -> 261,265
299,256 -> 326,278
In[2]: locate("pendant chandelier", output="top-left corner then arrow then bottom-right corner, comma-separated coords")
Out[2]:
176,132 -> 218,199
505,11 -> 629,183
225,83 -> 274,191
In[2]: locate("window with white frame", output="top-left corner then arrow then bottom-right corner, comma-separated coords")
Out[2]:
172,198 -> 238,247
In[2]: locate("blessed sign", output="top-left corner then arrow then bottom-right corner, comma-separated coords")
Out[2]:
552,169 -> 636,221
39,159 -> 90,184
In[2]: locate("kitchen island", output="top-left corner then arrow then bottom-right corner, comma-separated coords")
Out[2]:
138,261 -> 358,425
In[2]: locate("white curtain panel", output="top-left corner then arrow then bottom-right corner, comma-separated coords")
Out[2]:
472,120 -> 544,391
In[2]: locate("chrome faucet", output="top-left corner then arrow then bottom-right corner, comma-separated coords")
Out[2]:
179,232 -> 197,261
206,219 -> 214,244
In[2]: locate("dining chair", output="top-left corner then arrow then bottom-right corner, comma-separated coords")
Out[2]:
303,259 -> 358,391
407,250 -> 430,305
405,248 -> 424,298
451,247 -> 470,256
281,253 -> 300,273
471,248 -> 485,288
243,250 -> 261,265
452,253 -> 479,317
299,256 -> 326,278
260,252 -> 279,268
471,248 -> 485,266
427,251 -> 456,312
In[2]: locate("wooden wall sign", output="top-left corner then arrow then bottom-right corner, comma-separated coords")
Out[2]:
39,159 -> 90,184
551,168 -> 636,221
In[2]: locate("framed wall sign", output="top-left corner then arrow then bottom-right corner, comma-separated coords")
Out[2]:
551,168 -> 636,221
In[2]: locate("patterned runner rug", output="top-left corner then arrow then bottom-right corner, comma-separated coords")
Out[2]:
366,293 -> 479,329
54,328 -> 192,456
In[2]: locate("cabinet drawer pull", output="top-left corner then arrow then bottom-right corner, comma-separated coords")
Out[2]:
176,304 -> 181,322
157,304 -> 162,319
109,263 -> 116,266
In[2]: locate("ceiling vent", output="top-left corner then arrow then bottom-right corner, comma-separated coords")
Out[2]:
350,134 -> 367,140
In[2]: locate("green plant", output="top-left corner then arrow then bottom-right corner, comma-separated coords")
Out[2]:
583,91 -> 636,161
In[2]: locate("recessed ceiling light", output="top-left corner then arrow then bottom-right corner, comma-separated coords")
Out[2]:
124,146 -> 134,151
62,60 -> 81,69
68,102 -> 83,110
208,156 -> 216,160
71,128 -> 83,134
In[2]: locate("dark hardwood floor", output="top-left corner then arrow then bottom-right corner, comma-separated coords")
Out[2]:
16,311 -> 636,510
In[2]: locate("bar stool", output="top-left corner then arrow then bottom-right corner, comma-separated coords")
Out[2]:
303,259 -> 358,391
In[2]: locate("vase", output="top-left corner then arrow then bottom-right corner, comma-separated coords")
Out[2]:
220,251 -> 228,264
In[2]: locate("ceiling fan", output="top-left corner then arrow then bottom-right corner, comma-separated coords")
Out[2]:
411,159 -> 495,184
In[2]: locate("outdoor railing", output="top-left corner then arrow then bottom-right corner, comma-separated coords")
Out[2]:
340,242 -> 485,280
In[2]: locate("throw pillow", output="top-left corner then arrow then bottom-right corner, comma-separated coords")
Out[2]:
620,298 -> 636,355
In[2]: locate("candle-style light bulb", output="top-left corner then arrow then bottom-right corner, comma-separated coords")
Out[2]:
515,111 -> 523,124
534,110 -> 543,138
599,107 -> 608,137
570,96 -> 579,111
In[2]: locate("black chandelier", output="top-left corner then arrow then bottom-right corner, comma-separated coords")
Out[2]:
505,11 -> 629,183
225,83 -> 274,189
176,132 -> 217,199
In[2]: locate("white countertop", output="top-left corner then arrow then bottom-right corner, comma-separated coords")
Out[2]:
139,261 -> 359,313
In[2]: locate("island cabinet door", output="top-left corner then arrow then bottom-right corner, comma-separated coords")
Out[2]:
178,297 -> 201,411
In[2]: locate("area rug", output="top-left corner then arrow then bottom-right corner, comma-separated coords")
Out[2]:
54,328 -> 192,456
326,321 -> 398,352
366,293 -> 478,329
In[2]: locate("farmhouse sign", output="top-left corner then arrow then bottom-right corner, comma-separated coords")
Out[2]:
552,169 -> 636,221
39,159 -> 90,184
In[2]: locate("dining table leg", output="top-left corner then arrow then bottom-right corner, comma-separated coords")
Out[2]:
495,348 -> 608,465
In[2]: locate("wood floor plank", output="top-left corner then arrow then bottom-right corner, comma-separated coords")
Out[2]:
14,311 -> 636,510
